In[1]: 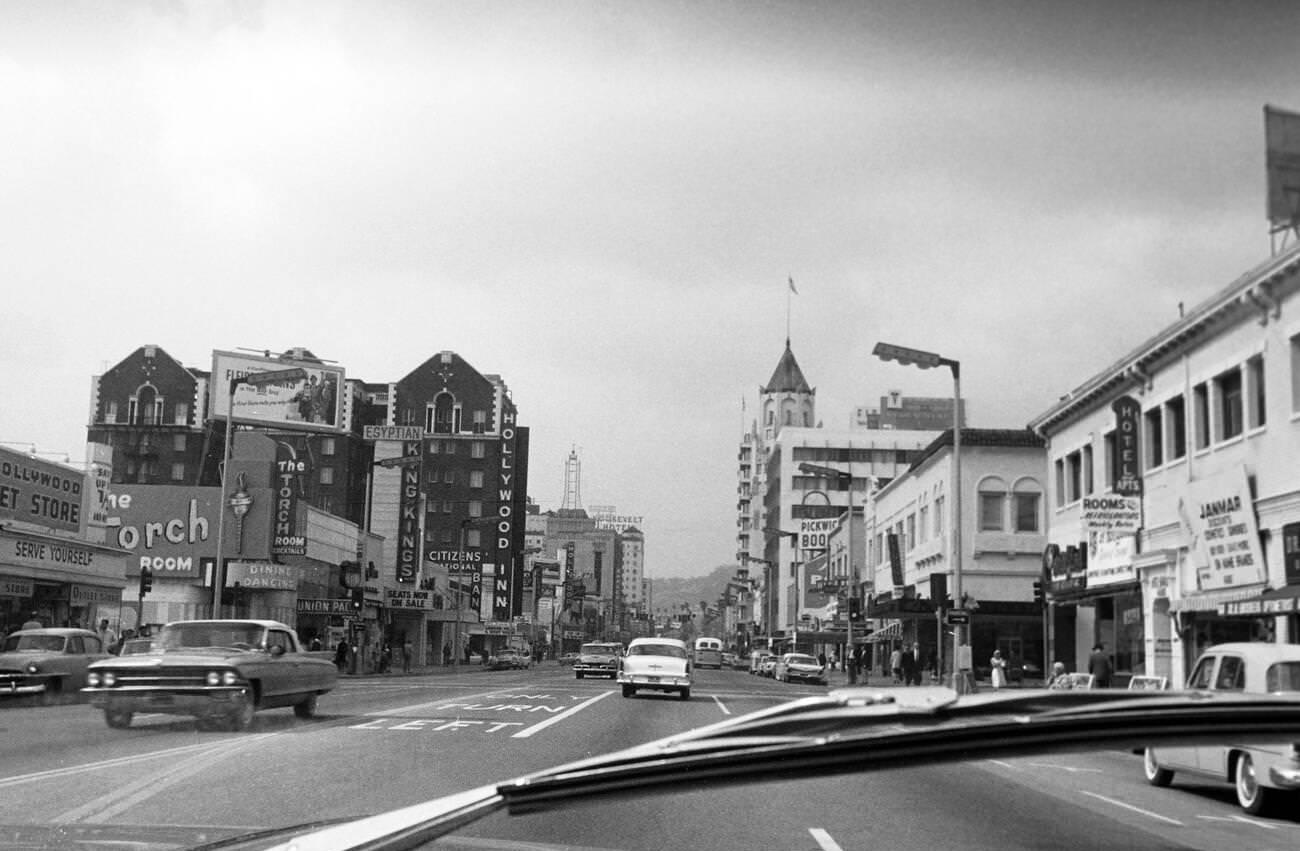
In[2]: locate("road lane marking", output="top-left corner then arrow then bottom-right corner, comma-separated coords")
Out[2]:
1025,762 -> 1102,773
809,828 -> 844,851
712,695 -> 731,715
1080,791 -> 1183,825
512,691 -> 614,738
0,740 -> 226,789
52,733 -> 278,824
985,759 -> 1016,769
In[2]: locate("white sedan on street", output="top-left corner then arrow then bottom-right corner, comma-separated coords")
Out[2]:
618,637 -> 692,700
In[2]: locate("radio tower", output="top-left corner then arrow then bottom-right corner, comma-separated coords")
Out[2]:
561,447 -> 583,510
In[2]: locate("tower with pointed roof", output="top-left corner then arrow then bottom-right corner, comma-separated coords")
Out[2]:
760,339 -> 815,441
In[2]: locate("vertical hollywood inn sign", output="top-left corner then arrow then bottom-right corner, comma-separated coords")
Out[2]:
494,412 -> 518,619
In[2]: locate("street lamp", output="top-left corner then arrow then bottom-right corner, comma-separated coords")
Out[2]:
798,461 -> 859,683
872,341 -> 967,692
763,527 -> 801,652
213,367 -> 305,618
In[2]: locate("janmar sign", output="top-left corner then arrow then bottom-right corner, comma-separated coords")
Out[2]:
0,447 -> 84,535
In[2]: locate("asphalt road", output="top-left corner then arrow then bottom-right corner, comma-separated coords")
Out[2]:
0,663 -> 1296,850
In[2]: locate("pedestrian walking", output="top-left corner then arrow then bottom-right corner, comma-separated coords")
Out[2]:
1088,643 -> 1113,688
97,618 -> 118,652
890,645 -> 903,683
899,643 -> 918,686
403,638 -> 414,673
334,639 -> 349,672
990,649 -> 1007,690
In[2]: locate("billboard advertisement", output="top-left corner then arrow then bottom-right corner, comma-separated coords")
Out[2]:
210,351 -> 345,433
0,447 -> 85,535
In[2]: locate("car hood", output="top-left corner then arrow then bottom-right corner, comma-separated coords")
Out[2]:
577,654 -> 617,662
89,648 -> 257,668
0,651 -> 63,667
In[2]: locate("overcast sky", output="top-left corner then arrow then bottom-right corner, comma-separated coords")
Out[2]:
2,1 -> 1298,577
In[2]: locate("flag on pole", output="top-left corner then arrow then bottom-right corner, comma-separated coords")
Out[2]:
788,275 -> 798,295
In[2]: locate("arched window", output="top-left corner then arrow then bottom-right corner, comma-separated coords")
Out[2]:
1010,477 -> 1044,533
977,476 -> 1008,532
431,392 -> 455,434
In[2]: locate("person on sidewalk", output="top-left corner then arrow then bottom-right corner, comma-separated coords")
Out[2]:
403,638 -> 413,673
1088,643 -> 1113,688
890,645 -> 903,683
990,649 -> 1007,691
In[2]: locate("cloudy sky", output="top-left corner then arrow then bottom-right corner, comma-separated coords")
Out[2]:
2,1 -> 1297,577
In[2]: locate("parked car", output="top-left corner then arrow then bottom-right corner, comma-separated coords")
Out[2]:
558,651 -> 579,666
573,642 -> 621,679
773,652 -> 827,685
748,651 -> 770,675
618,637 -> 692,700
1142,642 -> 1300,814
721,651 -> 736,668
487,649 -> 531,670
758,654 -> 780,678
82,619 -> 337,731
0,628 -> 108,703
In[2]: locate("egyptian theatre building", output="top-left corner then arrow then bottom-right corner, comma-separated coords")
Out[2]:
365,351 -> 531,662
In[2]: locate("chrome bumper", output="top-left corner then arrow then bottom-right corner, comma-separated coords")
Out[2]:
1268,765 -> 1300,788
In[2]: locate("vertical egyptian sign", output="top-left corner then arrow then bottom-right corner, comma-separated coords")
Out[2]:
395,440 -> 422,582
1265,104 -> 1300,232
1111,395 -> 1143,496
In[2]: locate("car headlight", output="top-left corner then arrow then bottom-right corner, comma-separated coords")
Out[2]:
102,672 -> 117,687
87,672 -> 101,687
26,662 -> 39,674
206,671 -> 221,686
222,671 -> 239,686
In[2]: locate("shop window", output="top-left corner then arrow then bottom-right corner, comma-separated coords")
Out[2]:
1214,367 -> 1243,441
1014,492 -> 1040,532
1193,382 -> 1210,449
1165,395 -> 1186,460
1144,406 -> 1163,468
978,491 -> 1005,531
1246,354 -> 1266,430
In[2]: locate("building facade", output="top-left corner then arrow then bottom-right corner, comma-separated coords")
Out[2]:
1030,246 -> 1300,687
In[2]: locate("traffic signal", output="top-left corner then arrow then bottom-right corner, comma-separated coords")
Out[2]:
139,567 -> 153,596
848,596 -> 863,622
1032,580 -> 1044,606
350,586 -> 365,611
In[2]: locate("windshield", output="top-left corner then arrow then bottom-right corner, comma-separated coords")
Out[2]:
156,623 -> 266,651
1,635 -> 65,653
4,4 -> 1300,850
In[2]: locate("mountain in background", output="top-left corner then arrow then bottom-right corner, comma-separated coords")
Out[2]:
648,564 -> 736,616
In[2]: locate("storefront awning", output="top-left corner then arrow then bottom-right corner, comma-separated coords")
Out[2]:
1168,584 -> 1266,613
1218,584 -> 1300,617
866,621 -> 902,643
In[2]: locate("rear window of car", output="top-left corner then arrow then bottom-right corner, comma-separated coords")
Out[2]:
1265,662 -> 1300,692
628,643 -> 687,659
785,654 -> 818,665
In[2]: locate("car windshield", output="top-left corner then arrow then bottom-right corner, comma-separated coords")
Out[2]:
628,644 -> 687,659
156,623 -> 266,651
1,635 -> 65,653
6,5 -> 1300,850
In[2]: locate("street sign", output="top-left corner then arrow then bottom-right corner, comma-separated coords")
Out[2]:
872,342 -> 943,369
364,425 -> 424,441
945,608 -> 970,625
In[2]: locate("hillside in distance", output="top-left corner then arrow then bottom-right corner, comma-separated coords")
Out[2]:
648,564 -> 737,616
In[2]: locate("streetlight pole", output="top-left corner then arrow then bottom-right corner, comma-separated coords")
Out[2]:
872,341 -> 967,693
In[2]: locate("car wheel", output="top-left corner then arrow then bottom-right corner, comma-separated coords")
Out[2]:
576,672 -> 584,679
1142,749 -> 1173,787
679,688 -> 690,701
226,690 -> 256,731
1235,752 -> 1276,815
104,707 -> 133,729
40,679 -> 64,706
294,693 -> 318,719
621,685 -> 635,698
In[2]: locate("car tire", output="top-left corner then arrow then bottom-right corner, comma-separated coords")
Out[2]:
622,685 -> 635,698
294,693 -> 318,719
104,707 -> 133,729
679,688 -> 690,701
576,672 -> 584,679
40,679 -> 64,706
226,690 -> 256,731
1235,752 -> 1276,815
1142,749 -> 1173,787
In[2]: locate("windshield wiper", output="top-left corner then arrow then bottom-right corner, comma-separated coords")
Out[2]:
498,687 -> 1300,812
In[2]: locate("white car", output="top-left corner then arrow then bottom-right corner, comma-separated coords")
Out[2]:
618,637 -> 692,700
1143,642 -> 1300,815
773,652 -> 827,685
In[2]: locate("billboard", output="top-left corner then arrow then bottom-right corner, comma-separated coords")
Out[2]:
0,447 -> 85,535
210,351 -> 345,433
1265,104 -> 1300,230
